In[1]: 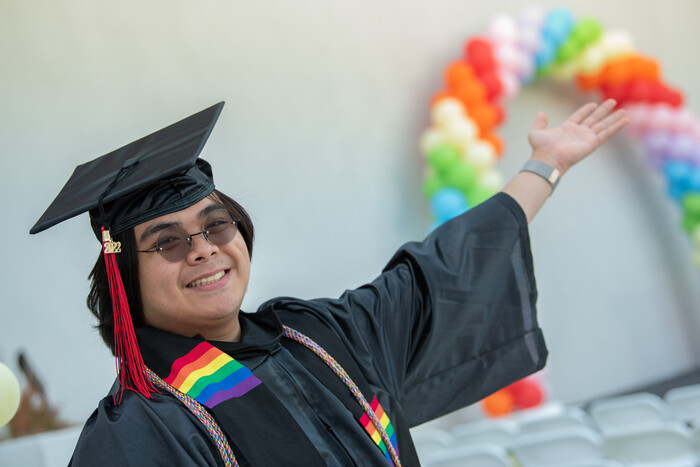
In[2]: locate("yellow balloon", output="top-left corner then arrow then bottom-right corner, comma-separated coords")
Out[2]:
0,362 -> 21,427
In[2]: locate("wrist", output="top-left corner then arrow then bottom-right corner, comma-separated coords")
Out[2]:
530,150 -> 568,177
520,159 -> 561,194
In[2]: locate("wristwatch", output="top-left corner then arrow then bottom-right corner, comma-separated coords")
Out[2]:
520,160 -> 561,192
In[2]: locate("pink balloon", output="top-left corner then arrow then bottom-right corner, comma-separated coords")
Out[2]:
669,107 -> 697,134
494,43 -> 522,72
623,103 -> 652,139
649,104 -> 675,132
498,70 -> 521,99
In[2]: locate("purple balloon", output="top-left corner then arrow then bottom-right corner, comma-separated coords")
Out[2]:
668,135 -> 694,161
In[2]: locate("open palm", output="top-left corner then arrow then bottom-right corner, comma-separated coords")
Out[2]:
528,99 -> 629,175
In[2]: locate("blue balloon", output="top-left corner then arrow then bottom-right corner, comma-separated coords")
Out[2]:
689,169 -> 700,192
665,160 -> 692,199
430,187 -> 469,223
543,8 -> 574,44
535,39 -> 556,68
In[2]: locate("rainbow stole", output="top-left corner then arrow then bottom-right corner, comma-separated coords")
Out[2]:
164,341 -> 261,409
359,396 -> 399,464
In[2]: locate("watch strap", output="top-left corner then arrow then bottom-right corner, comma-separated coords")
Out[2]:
520,159 -> 560,192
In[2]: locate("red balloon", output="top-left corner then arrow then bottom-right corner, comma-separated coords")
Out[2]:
465,37 -> 496,73
478,71 -> 503,100
510,379 -> 544,409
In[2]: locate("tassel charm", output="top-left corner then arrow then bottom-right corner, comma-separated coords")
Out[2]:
102,230 -> 122,254
101,227 -> 156,403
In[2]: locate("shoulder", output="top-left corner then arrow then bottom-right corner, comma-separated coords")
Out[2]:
70,388 -> 222,466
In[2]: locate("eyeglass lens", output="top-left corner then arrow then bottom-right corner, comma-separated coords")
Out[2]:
155,210 -> 238,262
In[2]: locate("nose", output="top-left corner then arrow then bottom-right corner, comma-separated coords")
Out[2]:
187,231 -> 218,263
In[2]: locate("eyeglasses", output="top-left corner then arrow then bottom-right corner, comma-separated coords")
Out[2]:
137,209 -> 240,262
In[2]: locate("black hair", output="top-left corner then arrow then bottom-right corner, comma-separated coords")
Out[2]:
86,190 -> 254,355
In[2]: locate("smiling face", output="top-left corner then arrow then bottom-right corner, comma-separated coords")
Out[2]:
133,196 -> 250,342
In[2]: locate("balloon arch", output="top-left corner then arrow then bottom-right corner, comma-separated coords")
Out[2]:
419,6 -> 700,416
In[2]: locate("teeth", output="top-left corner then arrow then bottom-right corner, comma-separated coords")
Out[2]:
187,271 -> 225,288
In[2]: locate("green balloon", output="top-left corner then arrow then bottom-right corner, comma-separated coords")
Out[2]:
467,184 -> 497,207
556,40 -> 581,63
572,18 -> 603,45
427,143 -> 460,175
422,172 -> 445,199
682,215 -> 700,233
682,193 -> 700,214
445,161 -> 477,194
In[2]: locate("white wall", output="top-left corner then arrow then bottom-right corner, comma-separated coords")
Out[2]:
1,0 -> 700,427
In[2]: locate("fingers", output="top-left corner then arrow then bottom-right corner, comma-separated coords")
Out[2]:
581,99 -> 618,127
567,99 -> 618,126
593,109 -> 630,142
531,111 -> 548,131
567,102 -> 598,124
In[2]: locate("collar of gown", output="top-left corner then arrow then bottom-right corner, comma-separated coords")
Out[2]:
135,307 -> 284,378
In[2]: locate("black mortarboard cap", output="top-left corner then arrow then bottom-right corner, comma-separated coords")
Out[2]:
30,102 -> 224,239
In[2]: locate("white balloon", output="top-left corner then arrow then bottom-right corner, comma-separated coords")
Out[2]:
479,170 -> 506,191
600,30 -> 635,58
444,118 -> 478,147
0,362 -> 20,427
488,14 -> 518,44
430,97 -> 465,127
464,141 -> 497,169
578,44 -> 605,74
420,127 -> 448,155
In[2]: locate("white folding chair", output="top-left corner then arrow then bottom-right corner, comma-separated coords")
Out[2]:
512,426 -> 605,467
665,384 -> 700,424
603,421 -> 699,466
450,418 -> 519,449
421,443 -> 512,467
518,406 -> 598,436
589,392 -> 675,434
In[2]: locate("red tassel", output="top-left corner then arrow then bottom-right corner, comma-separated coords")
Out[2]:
101,227 -> 156,403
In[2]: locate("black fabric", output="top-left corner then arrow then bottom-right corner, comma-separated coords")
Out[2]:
69,192 -> 547,466
29,102 -> 223,239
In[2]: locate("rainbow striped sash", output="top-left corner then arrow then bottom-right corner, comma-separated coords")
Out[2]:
359,396 -> 399,464
164,341 -> 261,408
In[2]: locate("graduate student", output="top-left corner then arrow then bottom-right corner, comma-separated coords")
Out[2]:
31,100 -> 627,466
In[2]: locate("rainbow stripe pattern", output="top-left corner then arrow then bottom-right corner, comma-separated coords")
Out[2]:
359,396 -> 399,464
164,341 -> 261,409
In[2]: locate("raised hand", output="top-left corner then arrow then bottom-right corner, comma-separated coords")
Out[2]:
528,99 -> 629,176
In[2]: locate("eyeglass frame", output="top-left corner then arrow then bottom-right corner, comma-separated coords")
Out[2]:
137,209 -> 240,262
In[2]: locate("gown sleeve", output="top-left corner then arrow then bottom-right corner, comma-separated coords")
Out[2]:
69,388 -> 225,466
265,192 -> 547,426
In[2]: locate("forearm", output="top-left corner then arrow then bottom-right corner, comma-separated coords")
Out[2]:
501,168 -> 553,224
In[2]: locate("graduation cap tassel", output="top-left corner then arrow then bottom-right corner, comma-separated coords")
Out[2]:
101,227 -> 156,403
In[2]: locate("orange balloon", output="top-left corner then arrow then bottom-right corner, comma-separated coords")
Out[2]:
575,73 -> 599,92
632,56 -> 660,81
445,61 -> 476,89
483,389 -> 515,417
469,103 -> 498,133
452,79 -> 487,107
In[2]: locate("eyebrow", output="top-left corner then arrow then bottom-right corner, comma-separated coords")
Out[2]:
138,202 -> 228,243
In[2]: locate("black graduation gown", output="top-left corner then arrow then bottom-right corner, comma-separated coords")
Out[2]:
69,192 -> 547,466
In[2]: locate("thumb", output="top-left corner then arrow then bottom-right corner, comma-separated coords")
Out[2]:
531,112 -> 548,131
